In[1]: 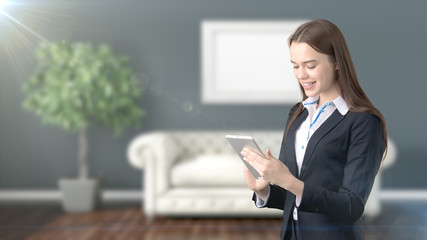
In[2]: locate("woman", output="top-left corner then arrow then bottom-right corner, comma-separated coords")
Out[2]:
241,19 -> 387,240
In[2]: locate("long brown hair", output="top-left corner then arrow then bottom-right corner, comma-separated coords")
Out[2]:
284,19 -> 388,158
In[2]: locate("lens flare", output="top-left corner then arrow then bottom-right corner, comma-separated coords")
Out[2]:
0,1 -> 72,82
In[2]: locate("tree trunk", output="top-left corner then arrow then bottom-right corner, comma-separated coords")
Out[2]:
78,128 -> 89,179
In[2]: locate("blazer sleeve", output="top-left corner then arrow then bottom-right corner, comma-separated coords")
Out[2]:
298,113 -> 385,222
252,184 -> 288,210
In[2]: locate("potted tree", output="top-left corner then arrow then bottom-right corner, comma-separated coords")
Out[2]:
22,41 -> 145,212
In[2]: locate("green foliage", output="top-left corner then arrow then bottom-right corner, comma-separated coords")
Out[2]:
22,41 -> 145,134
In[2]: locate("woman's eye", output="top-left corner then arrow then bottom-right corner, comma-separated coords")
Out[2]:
307,65 -> 316,69
293,66 -> 299,69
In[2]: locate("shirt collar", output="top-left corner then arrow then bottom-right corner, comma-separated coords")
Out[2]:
302,96 -> 320,107
333,96 -> 349,115
302,95 -> 349,116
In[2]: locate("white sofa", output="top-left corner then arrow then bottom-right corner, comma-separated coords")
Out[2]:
127,130 -> 396,221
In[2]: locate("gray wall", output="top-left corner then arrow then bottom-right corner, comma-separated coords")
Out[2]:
0,0 -> 425,190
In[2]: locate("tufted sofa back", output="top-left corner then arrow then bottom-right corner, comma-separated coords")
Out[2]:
168,131 -> 284,162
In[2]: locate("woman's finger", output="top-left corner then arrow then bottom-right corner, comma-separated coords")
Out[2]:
242,149 -> 268,178
266,149 -> 279,160
242,149 -> 263,169
265,149 -> 273,159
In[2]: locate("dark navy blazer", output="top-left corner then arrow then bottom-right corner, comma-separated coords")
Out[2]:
254,105 -> 385,240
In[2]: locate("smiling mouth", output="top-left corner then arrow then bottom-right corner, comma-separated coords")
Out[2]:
302,81 -> 316,87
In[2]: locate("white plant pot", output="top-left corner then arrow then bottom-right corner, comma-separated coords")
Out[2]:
59,178 -> 101,212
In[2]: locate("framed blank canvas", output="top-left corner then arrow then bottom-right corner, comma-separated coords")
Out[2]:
201,20 -> 308,104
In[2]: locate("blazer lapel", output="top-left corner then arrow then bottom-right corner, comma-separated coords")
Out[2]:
299,109 -> 345,179
285,109 -> 308,177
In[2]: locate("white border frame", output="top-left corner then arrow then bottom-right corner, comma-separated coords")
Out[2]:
201,20 -> 308,104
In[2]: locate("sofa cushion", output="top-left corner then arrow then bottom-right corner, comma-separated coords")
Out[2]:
171,154 -> 246,187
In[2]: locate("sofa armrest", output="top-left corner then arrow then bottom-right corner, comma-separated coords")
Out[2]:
127,132 -> 180,169
382,138 -> 397,169
127,132 -> 155,169
127,131 -> 181,196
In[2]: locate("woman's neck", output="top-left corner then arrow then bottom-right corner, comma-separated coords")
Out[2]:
318,86 -> 341,107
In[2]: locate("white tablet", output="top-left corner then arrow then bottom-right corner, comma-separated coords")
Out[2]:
225,135 -> 265,180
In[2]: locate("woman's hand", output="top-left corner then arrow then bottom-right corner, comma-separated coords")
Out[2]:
241,148 -> 304,198
242,164 -> 270,200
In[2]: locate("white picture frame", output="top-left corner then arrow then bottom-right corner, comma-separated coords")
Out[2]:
201,20 -> 308,104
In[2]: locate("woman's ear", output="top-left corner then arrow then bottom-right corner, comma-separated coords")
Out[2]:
335,62 -> 339,71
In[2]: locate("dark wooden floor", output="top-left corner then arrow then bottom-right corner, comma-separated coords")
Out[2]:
0,200 -> 426,240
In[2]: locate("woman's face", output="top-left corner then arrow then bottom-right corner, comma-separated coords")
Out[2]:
290,42 -> 339,103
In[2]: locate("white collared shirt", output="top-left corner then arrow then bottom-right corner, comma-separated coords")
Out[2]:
295,95 -> 349,177
256,96 -> 349,219
294,96 -> 349,211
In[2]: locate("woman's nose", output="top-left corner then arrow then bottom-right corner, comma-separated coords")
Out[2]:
297,68 -> 308,79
